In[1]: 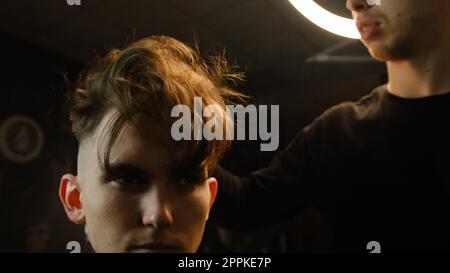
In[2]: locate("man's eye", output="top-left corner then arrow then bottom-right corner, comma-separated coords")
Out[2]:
176,176 -> 202,188
112,175 -> 146,185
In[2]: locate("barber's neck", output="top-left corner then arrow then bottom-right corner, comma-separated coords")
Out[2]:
386,41 -> 450,99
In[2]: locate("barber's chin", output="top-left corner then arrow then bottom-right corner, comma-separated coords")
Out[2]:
368,49 -> 387,62
364,39 -> 402,62
363,43 -> 390,62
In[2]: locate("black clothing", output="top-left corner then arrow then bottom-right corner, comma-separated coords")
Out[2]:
211,85 -> 450,252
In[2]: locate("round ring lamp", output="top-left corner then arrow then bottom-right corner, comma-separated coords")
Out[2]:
288,0 -> 360,39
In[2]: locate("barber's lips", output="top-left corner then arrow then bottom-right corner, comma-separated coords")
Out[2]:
357,21 -> 381,41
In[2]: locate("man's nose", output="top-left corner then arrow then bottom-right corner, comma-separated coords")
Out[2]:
346,0 -> 371,12
141,187 -> 173,230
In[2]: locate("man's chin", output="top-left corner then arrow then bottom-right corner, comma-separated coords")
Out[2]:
367,37 -> 415,62
368,49 -> 389,62
363,42 -> 397,62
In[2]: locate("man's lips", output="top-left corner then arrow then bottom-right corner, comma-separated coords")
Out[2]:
356,20 -> 382,41
128,242 -> 180,253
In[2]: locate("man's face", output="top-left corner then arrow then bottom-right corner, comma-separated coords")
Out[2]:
60,110 -> 217,253
346,0 -> 448,61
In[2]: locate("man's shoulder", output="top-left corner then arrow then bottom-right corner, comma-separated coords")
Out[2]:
316,85 -> 386,127
294,85 -> 387,157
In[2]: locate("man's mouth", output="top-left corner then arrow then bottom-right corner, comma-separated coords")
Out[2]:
128,242 -> 181,253
356,20 -> 382,41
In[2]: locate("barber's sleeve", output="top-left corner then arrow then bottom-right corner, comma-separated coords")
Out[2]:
210,121 -> 321,231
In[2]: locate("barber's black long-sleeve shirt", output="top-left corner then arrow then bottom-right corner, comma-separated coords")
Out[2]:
211,85 -> 450,252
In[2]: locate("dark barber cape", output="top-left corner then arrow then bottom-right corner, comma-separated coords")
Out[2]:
211,85 -> 450,252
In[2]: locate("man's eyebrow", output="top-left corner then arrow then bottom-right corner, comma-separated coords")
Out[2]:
102,162 -> 148,177
169,163 -> 206,177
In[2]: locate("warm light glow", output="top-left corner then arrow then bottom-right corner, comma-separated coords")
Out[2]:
289,0 -> 360,39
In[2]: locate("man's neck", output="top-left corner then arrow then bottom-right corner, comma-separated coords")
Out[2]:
386,44 -> 450,99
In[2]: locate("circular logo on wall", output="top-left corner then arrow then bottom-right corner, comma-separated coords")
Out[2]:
0,115 -> 44,163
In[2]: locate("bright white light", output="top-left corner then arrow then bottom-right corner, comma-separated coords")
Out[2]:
289,0 -> 360,39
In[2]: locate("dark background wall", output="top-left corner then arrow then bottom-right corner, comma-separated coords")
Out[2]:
0,32 -> 85,252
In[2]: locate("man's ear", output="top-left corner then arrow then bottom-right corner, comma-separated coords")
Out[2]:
59,174 -> 85,224
206,177 -> 218,216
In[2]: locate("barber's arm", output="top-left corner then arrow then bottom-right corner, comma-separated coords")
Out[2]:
210,122 -> 321,231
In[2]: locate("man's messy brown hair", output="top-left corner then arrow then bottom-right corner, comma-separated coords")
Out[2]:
68,35 -> 246,176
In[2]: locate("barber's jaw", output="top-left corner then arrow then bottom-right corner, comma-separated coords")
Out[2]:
59,111 -> 218,253
346,0 -> 447,61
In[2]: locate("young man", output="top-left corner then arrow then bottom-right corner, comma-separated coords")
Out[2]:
59,36 -> 243,253
211,0 -> 450,252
